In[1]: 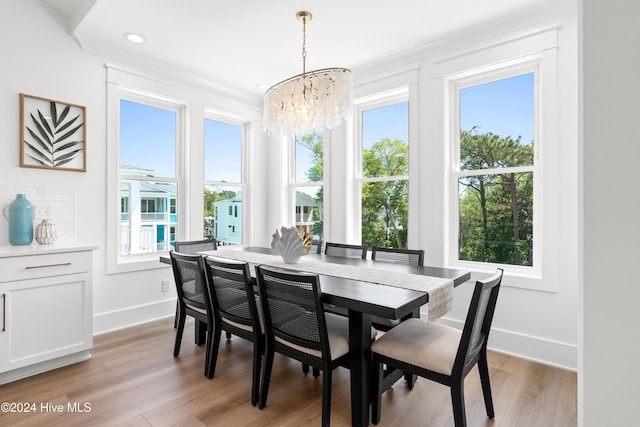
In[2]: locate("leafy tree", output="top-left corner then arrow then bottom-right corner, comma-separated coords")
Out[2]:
361,138 -> 409,248
459,127 -> 534,265
296,131 -> 324,239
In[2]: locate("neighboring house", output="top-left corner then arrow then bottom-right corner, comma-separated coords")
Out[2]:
213,192 -> 243,245
295,191 -> 319,238
120,165 -> 177,254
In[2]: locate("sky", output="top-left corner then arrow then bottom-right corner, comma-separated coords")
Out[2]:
121,71 -> 533,179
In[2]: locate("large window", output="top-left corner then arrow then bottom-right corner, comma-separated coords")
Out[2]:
292,131 -> 324,241
119,98 -> 180,256
356,96 -> 409,248
204,118 -> 244,246
452,69 -> 537,268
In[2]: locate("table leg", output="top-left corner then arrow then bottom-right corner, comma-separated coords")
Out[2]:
349,309 -> 372,427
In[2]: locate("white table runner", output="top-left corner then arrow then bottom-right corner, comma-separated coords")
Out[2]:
205,248 -> 454,321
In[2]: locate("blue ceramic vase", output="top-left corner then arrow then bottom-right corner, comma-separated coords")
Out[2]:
4,194 -> 34,245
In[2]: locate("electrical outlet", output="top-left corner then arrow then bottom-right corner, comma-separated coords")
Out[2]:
34,206 -> 53,220
162,279 -> 171,292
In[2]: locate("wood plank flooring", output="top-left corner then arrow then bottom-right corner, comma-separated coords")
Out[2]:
0,317 -> 576,426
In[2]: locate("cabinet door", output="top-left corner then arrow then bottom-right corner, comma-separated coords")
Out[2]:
0,273 -> 92,373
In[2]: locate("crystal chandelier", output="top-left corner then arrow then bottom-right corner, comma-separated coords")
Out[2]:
263,11 -> 353,137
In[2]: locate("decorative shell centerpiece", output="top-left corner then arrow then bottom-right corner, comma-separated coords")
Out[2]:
271,226 -> 313,264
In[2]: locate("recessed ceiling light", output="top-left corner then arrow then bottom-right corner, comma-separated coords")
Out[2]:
124,33 -> 145,44
257,83 -> 270,91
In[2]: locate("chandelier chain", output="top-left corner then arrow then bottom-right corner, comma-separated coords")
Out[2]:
301,14 -> 307,75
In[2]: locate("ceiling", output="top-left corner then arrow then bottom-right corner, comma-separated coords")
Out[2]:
44,0 -> 561,103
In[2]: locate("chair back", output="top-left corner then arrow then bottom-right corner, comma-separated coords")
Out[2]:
371,246 -> 425,266
203,256 -> 261,334
174,239 -> 217,254
324,242 -> 367,259
310,240 -> 323,255
170,252 -> 210,312
255,265 -> 329,357
454,269 -> 503,376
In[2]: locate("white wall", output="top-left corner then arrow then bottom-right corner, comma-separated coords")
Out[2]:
1,1 -> 579,373
581,0 -> 640,424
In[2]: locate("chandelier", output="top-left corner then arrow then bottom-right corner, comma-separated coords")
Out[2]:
263,11 -> 353,137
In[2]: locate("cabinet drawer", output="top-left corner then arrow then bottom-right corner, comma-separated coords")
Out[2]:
0,251 -> 92,283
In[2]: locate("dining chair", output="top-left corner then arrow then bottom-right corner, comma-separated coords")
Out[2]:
203,256 -> 263,405
371,269 -> 504,427
310,239 -> 323,255
370,246 -> 426,331
169,251 -> 215,378
371,246 -> 425,266
255,265 -> 354,427
172,239 -> 217,329
324,242 -> 367,259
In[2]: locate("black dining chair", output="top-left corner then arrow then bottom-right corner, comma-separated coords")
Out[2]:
172,239 -> 217,329
371,269 -> 504,427
255,265 -> 356,427
169,251 -> 215,378
324,242 -> 367,259
370,246 -> 426,331
203,256 -> 263,405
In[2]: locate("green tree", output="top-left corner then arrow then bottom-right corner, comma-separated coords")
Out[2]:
361,138 -> 409,248
459,127 -> 534,265
296,131 -> 324,239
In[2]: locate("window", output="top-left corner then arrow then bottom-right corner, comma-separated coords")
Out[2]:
119,98 -> 180,256
356,95 -> 409,248
204,118 -> 244,246
451,68 -> 537,269
292,131 -> 324,241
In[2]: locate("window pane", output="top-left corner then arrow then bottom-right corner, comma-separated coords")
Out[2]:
295,185 -> 323,242
204,185 -> 242,245
361,180 -> 408,248
460,73 -> 534,170
120,100 -> 176,178
458,172 -> 533,266
362,102 -> 408,178
120,179 -> 177,255
204,119 -> 242,182
295,131 -> 323,183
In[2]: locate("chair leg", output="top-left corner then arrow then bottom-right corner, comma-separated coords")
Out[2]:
173,301 -> 179,329
226,331 -> 232,340
173,313 -> 186,356
478,353 -> 495,418
321,369 -> 332,427
404,372 -> 417,389
313,367 -> 320,378
258,347 -> 275,409
251,342 -> 262,406
451,380 -> 467,427
302,363 -> 309,374
371,359 -> 384,424
205,324 -> 222,379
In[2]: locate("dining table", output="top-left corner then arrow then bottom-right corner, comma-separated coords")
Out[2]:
161,246 -> 470,427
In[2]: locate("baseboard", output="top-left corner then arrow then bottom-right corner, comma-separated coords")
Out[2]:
93,299 -> 175,335
438,317 -> 577,371
0,351 -> 92,385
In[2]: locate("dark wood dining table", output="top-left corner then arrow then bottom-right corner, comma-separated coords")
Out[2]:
161,246 -> 470,427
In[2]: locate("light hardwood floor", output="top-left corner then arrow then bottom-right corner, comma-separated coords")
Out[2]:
0,317 -> 576,426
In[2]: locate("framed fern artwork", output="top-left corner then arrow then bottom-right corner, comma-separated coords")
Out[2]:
20,93 -> 86,172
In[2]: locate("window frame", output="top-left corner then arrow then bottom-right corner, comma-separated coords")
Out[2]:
203,113 -> 247,246
353,88 -> 410,247
448,62 -> 540,276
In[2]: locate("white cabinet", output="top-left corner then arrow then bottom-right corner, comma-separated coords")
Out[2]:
0,245 -> 95,384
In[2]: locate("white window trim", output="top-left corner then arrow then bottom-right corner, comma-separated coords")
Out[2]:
353,88 -> 411,246
433,29 -> 560,292
203,113 -> 248,246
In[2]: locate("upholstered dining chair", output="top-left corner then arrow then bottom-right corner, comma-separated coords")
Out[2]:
202,256 -> 263,405
371,246 -> 425,266
324,242 -> 367,259
370,246 -> 426,331
169,251 -> 215,378
255,265 -> 358,427
371,269 -> 504,427
172,239 -> 217,329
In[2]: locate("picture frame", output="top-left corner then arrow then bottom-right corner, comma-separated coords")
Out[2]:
20,93 -> 86,172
